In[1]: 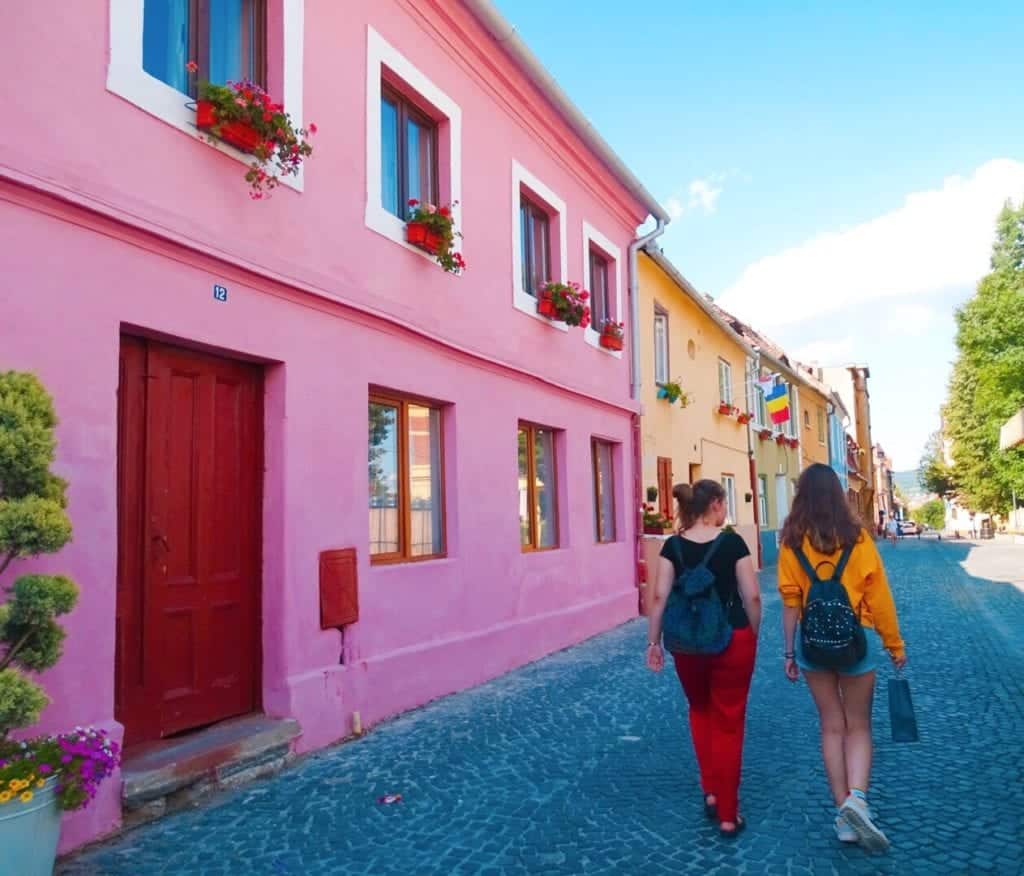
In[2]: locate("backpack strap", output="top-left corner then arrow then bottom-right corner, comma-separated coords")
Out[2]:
698,532 -> 727,568
834,544 -> 855,580
793,546 -> 821,582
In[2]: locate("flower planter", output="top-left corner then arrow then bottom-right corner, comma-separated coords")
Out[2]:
195,100 -> 262,153
599,334 -> 623,351
405,222 -> 442,254
758,430 -> 773,442
537,299 -> 557,319
643,525 -> 667,535
0,777 -> 60,876
718,404 -> 735,416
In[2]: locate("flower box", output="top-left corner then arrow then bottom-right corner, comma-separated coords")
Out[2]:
195,100 -> 262,154
643,524 -> 667,535
737,413 -> 753,425
775,434 -> 787,445
406,221 -> 442,254
537,298 -> 557,319
599,333 -> 623,351
757,429 -> 774,442
537,282 -> 590,327
718,403 -> 736,416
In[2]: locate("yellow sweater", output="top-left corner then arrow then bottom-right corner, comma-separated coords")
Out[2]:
777,530 -> 905,659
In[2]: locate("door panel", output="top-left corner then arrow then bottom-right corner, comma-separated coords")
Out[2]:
116,337 -> 262,746
656,457 -> 673,520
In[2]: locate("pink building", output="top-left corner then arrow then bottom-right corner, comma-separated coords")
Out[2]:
2,0 -> 667,852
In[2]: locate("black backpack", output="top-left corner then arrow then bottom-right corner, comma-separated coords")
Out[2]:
796,544 -> 866,669
662,533 -> 734,655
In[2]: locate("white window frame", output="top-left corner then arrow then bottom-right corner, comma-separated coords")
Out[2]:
758,474 -> 769,527
722,475 -> 737,524
107,0 -> 306,192
581,222 -> 623,358
512,161 -> 568,330
786,382 -> 799,437
654,309 -> 669,384
365,27 -> 462,265
718,358 -> 733,406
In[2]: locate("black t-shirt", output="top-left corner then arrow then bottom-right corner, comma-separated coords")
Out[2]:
660,531 -> 752,629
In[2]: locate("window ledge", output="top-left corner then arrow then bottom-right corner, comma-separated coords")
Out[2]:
107,0 -> 305,193
365,208 -> 463,274
514,293 -> 569,331
584,327 -> 623,358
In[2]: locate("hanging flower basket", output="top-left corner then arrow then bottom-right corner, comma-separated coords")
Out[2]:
787,438 -> 800,449
537,282 -> 590,327
188,64 -> 315,200
737,412 -> 753,425
775,434 -> 787,445
599,320 -> 625,350
405,201 -> 465,273
656,380 -> 691,407
757,428 -> 774,442
717,403 -> 739,417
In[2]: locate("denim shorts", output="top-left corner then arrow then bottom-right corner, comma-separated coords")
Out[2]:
796,626 -> 878,676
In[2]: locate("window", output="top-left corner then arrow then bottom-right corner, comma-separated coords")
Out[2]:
589,249 -> 611,328
366,29 -> 462,255
369,396 -> 445,562
758,475 -> 769,527
755,381 -> 768,427
592,440 -> 616,543
722,475 -> 737,524
785,383 -> 798,437
519,424 -> 559,550
654,309 -> 669,384
380,85 -> 438,220
657,457 -> 674,521
817,408 -> 827,444
804,409 -> 811,429
520,196 -> 551,297
718,359 -> 733,406
143,0 -> 267,94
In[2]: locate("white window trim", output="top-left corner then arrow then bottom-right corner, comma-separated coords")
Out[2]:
722,475 -> 737,524
512,160 -> 568,331
653,311 -> 669,384
581,222 -> 623,358
107,0 -> 306,192
365,27 -> 463,266
718,358 -> 734,406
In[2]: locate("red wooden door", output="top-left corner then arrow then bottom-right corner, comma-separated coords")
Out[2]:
657,457 -> 674,521
116,337 -> 263,746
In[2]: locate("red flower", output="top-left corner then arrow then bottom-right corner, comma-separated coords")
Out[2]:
308,122 -> 318,134
185,60 -> 199,74
408,198 -> 419,206
291,144 -> 300,154
579,291 -> 589,300
439,206 -> 450,217
263,112 -> 273,122
243,90 -> 254,101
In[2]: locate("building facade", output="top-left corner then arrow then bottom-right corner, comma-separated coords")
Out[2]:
793,366 -> 832,470
2,0 -> 667,851
823,365 -> 876,525
636,250 -> 758,557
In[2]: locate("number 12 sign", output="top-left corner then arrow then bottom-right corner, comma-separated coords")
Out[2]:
213,285 -> 228,302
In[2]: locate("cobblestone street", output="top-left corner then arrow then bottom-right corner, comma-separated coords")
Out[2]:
62,539 -> 1024,876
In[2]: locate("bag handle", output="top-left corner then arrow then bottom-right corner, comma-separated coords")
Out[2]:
795,543 -> 854,583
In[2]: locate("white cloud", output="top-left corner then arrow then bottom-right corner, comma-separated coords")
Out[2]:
792,337 -> 855,364
884,303 -> 939,337
665,197 -> 685,219
689,179 -> 723,213
718,159 -> 1024,330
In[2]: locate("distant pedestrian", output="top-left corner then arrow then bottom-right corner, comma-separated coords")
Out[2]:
645,480 -> 762,839
777,464 -> 907,852
886,518 -> 900,545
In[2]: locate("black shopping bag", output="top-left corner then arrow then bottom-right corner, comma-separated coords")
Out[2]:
888,672 -> 919,743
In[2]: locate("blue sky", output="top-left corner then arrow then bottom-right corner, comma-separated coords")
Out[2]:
494,0 -> 1024,469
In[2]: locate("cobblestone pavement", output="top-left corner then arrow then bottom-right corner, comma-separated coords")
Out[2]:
62,540 -> 1024,875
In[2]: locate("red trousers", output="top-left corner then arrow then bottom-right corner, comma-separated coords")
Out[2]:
672,626 -> 757,823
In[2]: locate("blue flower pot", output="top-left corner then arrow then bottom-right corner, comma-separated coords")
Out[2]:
0,777 -> 60,876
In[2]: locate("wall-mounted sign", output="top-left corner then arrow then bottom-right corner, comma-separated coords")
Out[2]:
213,285 -> 228,302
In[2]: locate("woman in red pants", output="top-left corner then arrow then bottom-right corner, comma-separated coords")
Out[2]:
646,480 -> 761,838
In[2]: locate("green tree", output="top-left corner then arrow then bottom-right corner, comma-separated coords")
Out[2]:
912,499 -> 946,531
944,199 -> 1024,514
0,372 -> 79,737
918,430 -> 956,497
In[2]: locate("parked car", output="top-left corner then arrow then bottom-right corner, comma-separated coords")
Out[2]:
900,520 -> 920,535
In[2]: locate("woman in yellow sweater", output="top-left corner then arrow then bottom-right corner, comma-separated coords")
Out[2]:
777,464 -> 906,852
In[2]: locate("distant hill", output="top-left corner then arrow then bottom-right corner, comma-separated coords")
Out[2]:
892,470 -> 932,508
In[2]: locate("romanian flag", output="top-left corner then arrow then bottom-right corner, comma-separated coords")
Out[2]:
765,384 -> 790,425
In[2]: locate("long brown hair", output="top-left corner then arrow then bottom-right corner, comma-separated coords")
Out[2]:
673,480 -> 726,532
781,463 -> 863,553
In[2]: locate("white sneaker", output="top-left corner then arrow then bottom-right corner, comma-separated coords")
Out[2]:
840,793 -> 890,852
834,815 -> 858,843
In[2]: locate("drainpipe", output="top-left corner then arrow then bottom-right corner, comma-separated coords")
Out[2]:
628,219 -> 666,607
748,349 -> 763,569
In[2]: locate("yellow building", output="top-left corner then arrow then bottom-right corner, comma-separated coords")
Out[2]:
794,365 -> 832,470
637,249 -> 758,558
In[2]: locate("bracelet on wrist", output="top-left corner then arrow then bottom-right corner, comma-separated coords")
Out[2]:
783,652 -> 795,659
647,641 -> 661,648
